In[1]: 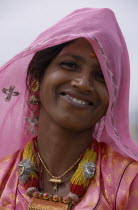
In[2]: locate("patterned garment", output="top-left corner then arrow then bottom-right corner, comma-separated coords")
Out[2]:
0,141 -> 137,210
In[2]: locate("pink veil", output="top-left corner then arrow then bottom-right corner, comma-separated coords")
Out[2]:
0,8 -> 138,160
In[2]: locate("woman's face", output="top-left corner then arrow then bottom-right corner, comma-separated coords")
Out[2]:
39,38 -> 109,131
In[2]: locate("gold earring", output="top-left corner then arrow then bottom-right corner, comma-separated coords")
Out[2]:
31,80 -> 40,92
29,95 -> 40,105
29,80 -> 40,105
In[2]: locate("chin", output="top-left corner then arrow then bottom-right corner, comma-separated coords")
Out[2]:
55,115 -> 93,132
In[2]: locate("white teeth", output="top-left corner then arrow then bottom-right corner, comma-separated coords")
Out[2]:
67,95 -> 89,105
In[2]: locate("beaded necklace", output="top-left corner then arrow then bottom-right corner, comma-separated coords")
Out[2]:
18,138 -> 97,209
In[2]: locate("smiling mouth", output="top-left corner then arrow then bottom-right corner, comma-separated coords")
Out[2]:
60,92 -> 93,108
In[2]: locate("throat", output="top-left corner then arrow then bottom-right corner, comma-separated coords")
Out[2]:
37,113 -> 93,176
36,108 -> 95,196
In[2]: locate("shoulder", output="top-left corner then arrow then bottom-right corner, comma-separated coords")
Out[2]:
100,142 -> 137,169
0,151 -> 23,207
99,142 -> 138,187
0,151 -> 22,192
98,142 -> 138,208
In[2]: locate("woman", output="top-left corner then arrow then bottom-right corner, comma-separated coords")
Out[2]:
0,8 -> 138,210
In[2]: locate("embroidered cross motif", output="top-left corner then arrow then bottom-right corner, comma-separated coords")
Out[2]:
2,85 -> 19,101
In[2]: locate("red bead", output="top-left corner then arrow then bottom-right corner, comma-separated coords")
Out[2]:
33,191 -> 39,198
53,195 -> 59,202
43,193 -> 49,200
63,196 -> 69,204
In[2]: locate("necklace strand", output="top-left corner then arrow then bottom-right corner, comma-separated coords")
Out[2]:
37,152 -> 81,179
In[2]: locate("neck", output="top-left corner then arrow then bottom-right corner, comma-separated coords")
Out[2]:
37,108 -> 93,177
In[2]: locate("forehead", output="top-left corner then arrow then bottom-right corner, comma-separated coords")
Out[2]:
57,38 -> 99,66
61,38 -> 94,53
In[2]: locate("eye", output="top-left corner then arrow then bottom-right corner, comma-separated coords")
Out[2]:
59,61 -> 78,71
95,71 -> 105,83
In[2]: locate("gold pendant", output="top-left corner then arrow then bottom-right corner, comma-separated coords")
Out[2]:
53,183 -> 58,192
49,178 -> 63,192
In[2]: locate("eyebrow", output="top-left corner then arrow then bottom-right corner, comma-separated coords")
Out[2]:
58,53 -> 86,63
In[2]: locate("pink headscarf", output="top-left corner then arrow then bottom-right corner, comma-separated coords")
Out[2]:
0,8 -> 138,160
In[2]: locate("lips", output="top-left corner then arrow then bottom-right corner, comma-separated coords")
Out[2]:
59,89 -> 95,108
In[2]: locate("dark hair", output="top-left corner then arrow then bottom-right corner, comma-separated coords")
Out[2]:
26,42 -> 68,91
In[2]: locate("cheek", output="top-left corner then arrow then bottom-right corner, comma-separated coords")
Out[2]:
97,85 -> 109,110
101,91 -> 109,117
39,71 -> 68,106
43,70 -> 71,89
103,91 -> 109,106
39,81 -> 52,107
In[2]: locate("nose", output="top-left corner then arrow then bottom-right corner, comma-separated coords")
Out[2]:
71,75 -> 93,93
